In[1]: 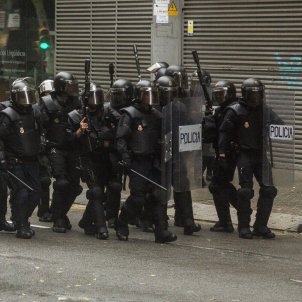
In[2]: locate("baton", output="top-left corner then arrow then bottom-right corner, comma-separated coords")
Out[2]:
109,63 -> 114,88
133,44 -> 141,81
118,162 -> 167,191
6,170 -> 34,192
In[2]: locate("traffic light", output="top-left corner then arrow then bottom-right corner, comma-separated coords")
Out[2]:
38,27 -> 51,51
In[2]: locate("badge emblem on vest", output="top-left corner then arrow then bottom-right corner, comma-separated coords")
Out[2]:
54,118 -> 60,124
244,122 -> 249,128
19,127 -> 25,134
138,125 -> 143,131
111,123 -> 115,129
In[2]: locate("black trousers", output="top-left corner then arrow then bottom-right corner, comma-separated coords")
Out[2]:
49,148 -> 81,221
0,171 -> 8,221
8,160 -> 41,225
118,157 -> 167,234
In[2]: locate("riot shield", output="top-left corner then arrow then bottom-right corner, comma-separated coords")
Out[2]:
172,95 -> 204,192
262,89 -> 295,187
161,101 -> 173,202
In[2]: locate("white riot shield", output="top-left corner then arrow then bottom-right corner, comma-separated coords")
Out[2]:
161,101 -> 173,202
262,89 -> 295,187
172,95 -> 204,192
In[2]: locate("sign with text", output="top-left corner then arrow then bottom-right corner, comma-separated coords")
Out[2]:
179,124 -> 202,152
270,124 -> 294,141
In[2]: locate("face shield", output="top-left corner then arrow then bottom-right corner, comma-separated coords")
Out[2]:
110,88 -> 129,109
39,80 -> 54,97
212,87 -> 228,105
87,90 -> 104,108
139,87 -> 159,107
243,87 -> 264,108
158,86 -> 178,107
15,89 -> 37,107
64,79 -> 79,97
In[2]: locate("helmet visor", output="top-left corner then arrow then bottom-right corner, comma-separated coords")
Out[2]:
212,87 -> 228,105
158,86 -> 177,106
110,88 -> 128,109
87,90 -> 104,107
64,80 -> 79,97
244,87 -> 264,107
15,90 -> 37,106
139,87 -> 159,107
39,80 -> 54,97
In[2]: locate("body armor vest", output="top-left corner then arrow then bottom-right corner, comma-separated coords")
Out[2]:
1,106 -> 41,158
41,94 -> 76,149
121,106 -> 161,156
228,103 -> 263,150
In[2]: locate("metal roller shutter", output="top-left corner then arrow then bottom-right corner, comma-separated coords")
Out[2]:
183,0 -> 302,168
56,0 -> 153,91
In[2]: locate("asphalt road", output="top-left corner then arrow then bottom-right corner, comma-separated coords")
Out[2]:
0,205 -> 301,302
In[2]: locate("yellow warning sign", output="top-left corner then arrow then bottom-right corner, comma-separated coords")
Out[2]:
168,1 -> 179,17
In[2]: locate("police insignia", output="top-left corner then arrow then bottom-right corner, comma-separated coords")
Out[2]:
20,127 -> 24,134
54,118 -> 60,123
111,123 -> 115,128
244,122 -> 249,128
138,125 -> 143,131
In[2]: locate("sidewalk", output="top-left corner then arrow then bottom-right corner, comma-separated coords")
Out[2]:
76,182 -> 302,233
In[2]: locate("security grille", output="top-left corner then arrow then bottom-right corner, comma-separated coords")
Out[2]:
183,0 -> 302,168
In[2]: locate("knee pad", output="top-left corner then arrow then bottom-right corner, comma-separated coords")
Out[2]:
86,186 -> 103,201
238,188 -> 254,200
40,176 -> 51,190
53,177 -> 69,192
149,188 -> 162,203
107,181 -> 122,193
208,182 -> 219,194
259,186 -> 277,199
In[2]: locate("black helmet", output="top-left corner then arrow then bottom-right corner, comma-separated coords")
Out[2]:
135,80 -> 159,109
156,76 -> 178,107
85,82 -> 104,109
212,80 -> 236,106
54,71 -> 79,97
110,79 -> 133,110
241,78 -> 264,108
38,79 -> 54,98
10,77 -> 37,107
155,67 -> 167,81
165,65 -> 188,90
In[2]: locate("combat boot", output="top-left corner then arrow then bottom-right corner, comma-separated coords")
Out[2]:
210,221 -> 234,233
154,230 -> 177,243
64,215 -> 72,230
16,224 -> 33,239
53,218 -> 67,233
39,212 -> 53,223
25,222 -> 35,236
239,227 -> 253,239
184,222 -> 202,235
0,220 -> 16,232
252,226 -> 275,239
78,220 -> 96,235
115,224 -> 129,241
95,226 -> 109,240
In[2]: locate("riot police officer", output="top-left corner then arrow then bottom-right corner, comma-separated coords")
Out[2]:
0,78 -> 42,239
219,78 -> 282,239
207,80 -> 238,232
0,99 -> 16,232
40,71 -> 81,233
104,79 -> 134,228
69,83 -> 112,239
115,80 -> 177,243
158,70 -> 201,235
37,79 -> 54,222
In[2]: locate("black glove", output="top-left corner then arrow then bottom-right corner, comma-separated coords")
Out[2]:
119,154 -> 131,172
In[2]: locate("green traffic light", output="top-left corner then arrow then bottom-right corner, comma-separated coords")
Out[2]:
40,42 -> 50,50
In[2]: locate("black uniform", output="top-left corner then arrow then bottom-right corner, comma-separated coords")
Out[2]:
0,100 -> 16,232
207,103 -> 238,231
115,103 -> 176,243
40,93 -> 81,232
219,100 -> 282,238
0,103 -> 42,238
69,107 -> 115,239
